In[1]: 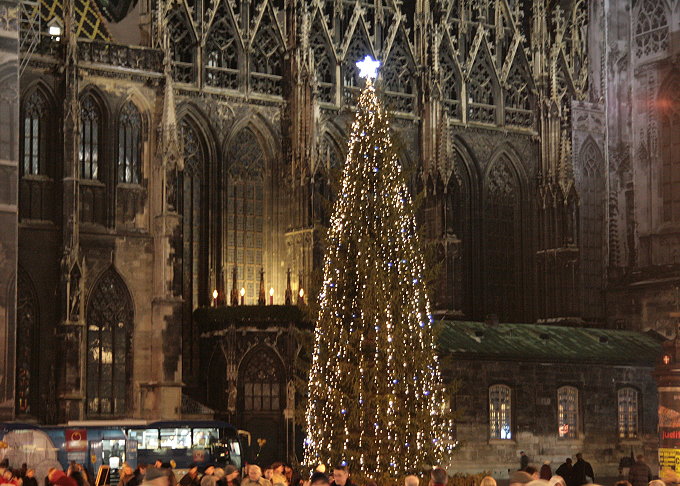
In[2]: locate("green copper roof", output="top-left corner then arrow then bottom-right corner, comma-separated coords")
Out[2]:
437,320 -> 663,367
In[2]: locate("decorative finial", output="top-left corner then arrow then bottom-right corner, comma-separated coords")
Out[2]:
356,55 -> 381,80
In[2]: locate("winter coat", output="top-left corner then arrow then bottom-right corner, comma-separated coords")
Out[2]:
628,461 -> 652,486
572,460 -> 594,486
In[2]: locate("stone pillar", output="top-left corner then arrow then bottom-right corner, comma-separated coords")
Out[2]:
0,0 -> 19,420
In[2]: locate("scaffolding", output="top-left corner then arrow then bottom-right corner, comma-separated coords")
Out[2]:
19,0 -> 41,76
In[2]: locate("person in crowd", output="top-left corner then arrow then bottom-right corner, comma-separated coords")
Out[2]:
525,468 -> 539,481
309,473 -> 329,486
540,462 -> 552,480
629,455 -> 652,486
270,466 -> 284,477
1,470 -> 17,486
120,465 -> 136,486
214,469 -> 226,486
270,473 -> 286,486
241,465 -> 271,486
141,468 -> 169,486
649,480 -> 665,486
480,476 -> 496,486
555,459 -> 573,486
571,454 -> 594,486
201,467 -> 218,486
223,466 -> 239,486
22,470 -> 37,486
154,462 -> 163,470
509,471 -> 533,486
405,476 -> 419,486
429,468 -> 447,486
520,452 -> 530,471
548,476 -> 565,486
180,465 -> 200,486
263,472 -> 273,482
48,470 -> 77,486
330,466 -> 355,486
129,464 -> 148,486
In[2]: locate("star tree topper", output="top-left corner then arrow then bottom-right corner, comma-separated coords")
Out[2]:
356,55 -> 381,79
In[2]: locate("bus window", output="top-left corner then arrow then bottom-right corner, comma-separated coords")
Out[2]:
228,438 -> 240,456
128,429 -> 159,450
160,428 -> 191,449
191,428 -> 218,448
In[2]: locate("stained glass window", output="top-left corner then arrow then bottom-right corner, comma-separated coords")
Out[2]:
241,348 -> 283,412
22,91 -> 46,176
618,388 -> 638,439
80,96 -> 101,180
87,269 -> 133,416
489,385 -> 512,440
117,101 -> 141,184
557,386 -> 579,439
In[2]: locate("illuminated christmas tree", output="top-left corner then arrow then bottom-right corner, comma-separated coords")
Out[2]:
304,57 -> 453,481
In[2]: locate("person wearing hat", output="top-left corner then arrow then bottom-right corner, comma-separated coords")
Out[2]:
141,468 -> 169,486
180,465 -> 200,486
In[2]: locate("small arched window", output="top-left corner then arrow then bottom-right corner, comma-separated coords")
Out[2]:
489,384 -> 512,440
240,348 -> 283,412
22,90 -> 48,176
117,101 -> 142,184
80,96 -> 102,180
557,386 -> 579,438
618,388 -> 639,439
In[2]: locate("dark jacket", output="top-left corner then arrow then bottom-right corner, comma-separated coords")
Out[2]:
179,475 -> 200,486
521,455 -> 529,471
23,478 -> 38,486
572,459 -> 594,486
628,461 -> 652,486
540,465 -> 552,480
555,463 -> 573,486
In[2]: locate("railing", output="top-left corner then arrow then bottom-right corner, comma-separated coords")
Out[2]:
205,66 -> 239,90
250,72 -> 282,96
79,40 -> 164,72
468,102 -> 496,124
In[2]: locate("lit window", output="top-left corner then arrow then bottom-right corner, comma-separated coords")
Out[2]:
80,96 -> 101,180
22,91 -> 47,176
618,388 -> 639,439
557,386 -> 579,438
489,384 -> 512,440
117,101 -> 142,184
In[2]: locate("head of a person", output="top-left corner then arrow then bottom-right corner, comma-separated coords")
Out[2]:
405,476 -> 419,486
525,467 -> 539,480
204,466 -> 215,477
188,465 -> 198,477
565,459 -> 572,466
48,470 -> 66,484
271,473 -> 287,486
26,470 -> 34,479
430,468 -> 447,486
154,461 -> 163,469
509,471 -> 533,486
3,470 -> 12,480
214,469 -> 225,481
284,467 -> 293,482
521,452 -> 526,457
549,476 -> 566,486
480,477 -> 496,486
138,464 -> 148,474
248,466 -> 262,482
123,466 -> 133,477
575,454 -> 582,462
332,466 -> 350,486
310,473 -> 329,486
224,466 -> 238,482
650,480 -> 666,486
264,470 -> 273,480
271,464 -> 285,475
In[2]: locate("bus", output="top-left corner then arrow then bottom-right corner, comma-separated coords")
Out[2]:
0,420 -> 248,480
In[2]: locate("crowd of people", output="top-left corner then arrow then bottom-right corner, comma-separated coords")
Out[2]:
0,453 -> 668,486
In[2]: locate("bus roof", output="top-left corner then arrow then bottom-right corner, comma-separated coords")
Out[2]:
64,420 -> 238,431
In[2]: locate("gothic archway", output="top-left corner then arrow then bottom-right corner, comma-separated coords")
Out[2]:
86,267 -> 133,417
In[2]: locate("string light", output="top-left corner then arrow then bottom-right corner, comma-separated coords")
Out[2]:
304,73 -> 454,480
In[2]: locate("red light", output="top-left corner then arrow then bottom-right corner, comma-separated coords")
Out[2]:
663,355 -> 672,365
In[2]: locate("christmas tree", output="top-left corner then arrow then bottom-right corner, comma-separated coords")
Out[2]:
304,57 -> 453,481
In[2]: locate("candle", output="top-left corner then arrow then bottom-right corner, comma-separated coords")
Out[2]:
240,287 -> 245,306
269,287 -> 274,305
212,289 -> 218,307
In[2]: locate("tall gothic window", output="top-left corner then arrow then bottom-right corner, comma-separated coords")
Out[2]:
205,2 -> 239,90
225,128 -> 265,304
618,388 -> 639,439
240,347 -> 283,412
117,101 -> 141,184
438,34 -> 461,118
660,78 -> 680,224
484,157 -> 522,322
168,7 -> 196,83
22,90 -> 47,176
86,268 -> 133,416
80,96 -> 101,180
557,386 -> 579,439
249,6 -> 283,96
15,269 -> 38,416
489,385 -> 512,440
579,140 -> 605,319
310,12 -> 335,103
504,61 -> 532,127
467,52 -> 497,124
634,0 -> 668,58
343,24 -> 372,89
381,29 -> 416,113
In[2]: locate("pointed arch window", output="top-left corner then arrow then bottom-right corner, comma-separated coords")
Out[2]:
225,128 -> 265,304
382,30 -> 416,112
489,385 -> 512,440
205,5 -> 239,90
22,90 -> 47,176
467,55 -> 497,124
168,7 -> 196,83
343,26 -> 372,89
310,13 -> 335,103
634,0 -> 668,58
80,96 -> 101,180
438,36 -> 461,118
249,8 -> 283,96
118,101 -> 142,184
86,269 -> 133,416
484,157 -> 522,321
504,62 -> 533,127
240,348 -> 283,411
660,78 -> 680,224
557,386 -> 579,439
618,388 -> 639,439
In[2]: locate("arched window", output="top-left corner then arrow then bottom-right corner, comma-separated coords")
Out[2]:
168,7 -> 196,83
467,51 -> 497,124
225,128 -> 265,304
438,34 -> 461,118
80,96 -> 101,180
117,101 -> 142,184
86,268 -> 133,416
249,6 -> 283,95
618,388 -> 639,439
504,61 -> 532,127
310,12 -> 335,103
240,347 -> 283,412
484,157 -> 522,321
204,2 -> 239,89
16,269 -> 39,416
343,24 -> 372,89
557,386 -> 579,438
489,385 -> 512,440
660,77 -> 680,223
634,0 -> 668,58
22,90 -> 47,176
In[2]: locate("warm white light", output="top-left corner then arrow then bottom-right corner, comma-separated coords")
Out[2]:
49,25 -> 61,37
299,288 -> 305,298
212,289 -> 218,300
240,287 -> 245,297
269,287 -> 275,297
356,55 -> 381,79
